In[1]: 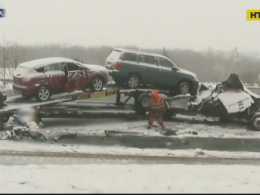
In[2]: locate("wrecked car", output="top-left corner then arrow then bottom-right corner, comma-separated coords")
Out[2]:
164,74 -> 260,130
13,57 -> 110,102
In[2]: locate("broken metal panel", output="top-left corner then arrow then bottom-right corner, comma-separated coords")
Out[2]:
166,95 -> 191,110
222,73 -> 244,91
218,91 -> 254,113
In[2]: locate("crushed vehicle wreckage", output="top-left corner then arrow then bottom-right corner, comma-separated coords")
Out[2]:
164,74 -> 260,130
0,105 -> 77,141
0,73 -> 259,142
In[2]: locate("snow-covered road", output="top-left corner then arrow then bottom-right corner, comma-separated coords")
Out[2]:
1,164 -> 260,193
1,141 -> 260,165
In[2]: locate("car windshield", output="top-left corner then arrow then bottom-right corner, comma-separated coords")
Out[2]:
167,59 -> 178,68
159,57 -> 179,69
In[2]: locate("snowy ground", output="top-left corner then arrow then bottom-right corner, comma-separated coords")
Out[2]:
41,117 -> 260,139
0,164 -> 260,193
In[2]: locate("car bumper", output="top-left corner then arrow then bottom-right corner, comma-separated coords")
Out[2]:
12,85 -> 35,96
108,70 -> 122,81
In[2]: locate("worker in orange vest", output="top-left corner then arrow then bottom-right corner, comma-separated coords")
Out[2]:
147,90 -> 166,130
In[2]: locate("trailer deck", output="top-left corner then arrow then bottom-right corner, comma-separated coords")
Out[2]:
0,88 -> 170,128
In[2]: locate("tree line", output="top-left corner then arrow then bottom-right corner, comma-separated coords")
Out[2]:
0,41 -> 259,85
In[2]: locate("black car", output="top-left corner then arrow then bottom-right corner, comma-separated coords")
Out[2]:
105,48 -> 199,95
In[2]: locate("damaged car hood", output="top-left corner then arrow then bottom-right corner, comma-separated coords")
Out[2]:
197,74 -> 256,114
82,64 -> 107,71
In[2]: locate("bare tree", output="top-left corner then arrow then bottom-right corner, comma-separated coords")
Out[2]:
8,41 -> 24,67
162,47 -> 171,59
0,36 -> 7,78
5,41 -> 25,77
0,40 -> 259,84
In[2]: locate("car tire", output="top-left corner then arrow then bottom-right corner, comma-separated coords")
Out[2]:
36,86 -> 51,102
90,77 -> 104,92
250,113 -> 260,131
178,82 -> 190,95
126,74 -> 140,89
137,93 -> 151,109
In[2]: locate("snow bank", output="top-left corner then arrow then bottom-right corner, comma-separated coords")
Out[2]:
1,164 -> 260,193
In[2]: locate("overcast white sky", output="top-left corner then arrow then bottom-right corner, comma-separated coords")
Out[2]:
0,0 -> 259,51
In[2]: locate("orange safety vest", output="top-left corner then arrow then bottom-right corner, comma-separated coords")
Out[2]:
150,95 -> 165,111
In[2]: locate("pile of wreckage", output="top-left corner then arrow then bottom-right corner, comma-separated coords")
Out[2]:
165,74 -> 260,129
0,74 -> 259,142
0,106 -> 76,141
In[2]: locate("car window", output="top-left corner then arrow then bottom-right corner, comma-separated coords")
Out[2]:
138,55 -> 144,63
45,63 -> 61,72
60,63 -> 67,71
143,55 -> 157,65
35,67 -> 45,73
122,53 -> 138,62
159,58 -> 173,68
67,63 -> 80,71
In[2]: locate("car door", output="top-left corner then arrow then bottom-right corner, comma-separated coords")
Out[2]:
44,63 -> 66,93
137,55 -> 160,85
66,62 -> 87,90
158,57 -> 179,87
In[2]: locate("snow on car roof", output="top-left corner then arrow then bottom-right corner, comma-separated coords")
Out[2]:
114,48 -> 170,59
18,57 -> 78,68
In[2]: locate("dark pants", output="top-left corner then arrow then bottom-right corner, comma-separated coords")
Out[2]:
148,111 -> 165,129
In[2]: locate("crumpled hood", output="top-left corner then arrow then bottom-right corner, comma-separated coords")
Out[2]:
177,68 -> 196,78
82,64 -> 107,71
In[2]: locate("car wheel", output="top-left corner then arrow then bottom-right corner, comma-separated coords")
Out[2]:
127,74 -> 140,89
138,93 -> 151,109
178,82 -> 190,95
91,77 -> 104,92
251,113 -> 260,131
36,86 -> 51,102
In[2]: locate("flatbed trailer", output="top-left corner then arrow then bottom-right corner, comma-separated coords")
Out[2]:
0,88 -> 170,129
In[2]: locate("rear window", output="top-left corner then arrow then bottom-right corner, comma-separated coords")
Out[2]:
106,50 -> 122,63
15,66 -> 31,74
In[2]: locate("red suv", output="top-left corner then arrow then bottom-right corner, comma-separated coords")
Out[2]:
13,57 -> 109,101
